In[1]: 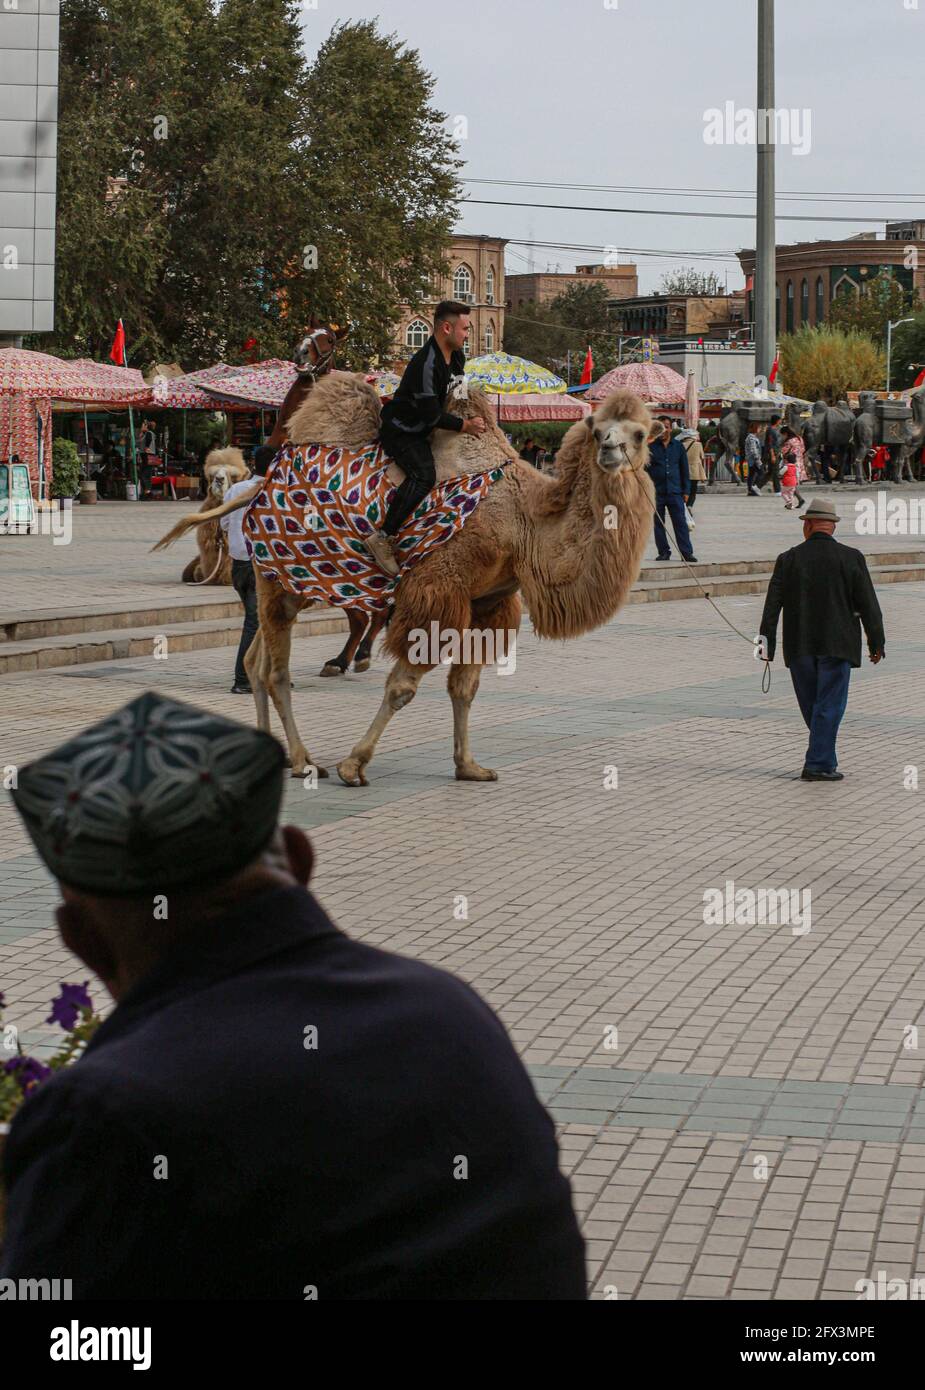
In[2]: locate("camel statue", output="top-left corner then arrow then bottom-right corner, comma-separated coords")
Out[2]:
804,400 -> 855,483
181,448 -> 250,585
851,391 -> 878,487
897,386 -> 925,483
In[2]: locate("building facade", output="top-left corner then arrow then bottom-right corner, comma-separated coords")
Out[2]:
738,231 -> 925,334
609,292 -> 746,341
505,262 -> 638,309
392,235 -> 506,366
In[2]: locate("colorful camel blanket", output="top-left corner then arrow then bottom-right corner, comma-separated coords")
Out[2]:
243,441 -> 508,611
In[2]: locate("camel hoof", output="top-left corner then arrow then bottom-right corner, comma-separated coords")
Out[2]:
320,663 -> 344,678
353,658 -> 371,673
290,762 -> 329,780
336,758 -> 368,787
455,763 -> 499,782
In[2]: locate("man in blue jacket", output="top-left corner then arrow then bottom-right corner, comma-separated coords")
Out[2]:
646,416 -> 698,563
2,692 -> 586,1300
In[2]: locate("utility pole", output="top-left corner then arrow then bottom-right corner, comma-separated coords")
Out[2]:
755,0 -> 776,384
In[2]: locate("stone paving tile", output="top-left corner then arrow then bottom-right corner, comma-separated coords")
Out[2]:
3,546 -> 925,1299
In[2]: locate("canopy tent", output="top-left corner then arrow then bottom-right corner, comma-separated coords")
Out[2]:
588,363 -> 687,404
698,381 -> 810,409
491,393 -> 590,422
465,352 -> 566,395
199,360 -> 299,409
0,348 -> 152,497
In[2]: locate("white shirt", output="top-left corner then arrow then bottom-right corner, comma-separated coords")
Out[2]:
220,479 -> 258,561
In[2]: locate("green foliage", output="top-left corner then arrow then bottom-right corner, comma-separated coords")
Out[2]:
779,326 -> 886,401
504,281 -> 621,380
888,308 -> 925,388
35,6 -> 460,371
507,421 -> 572,450
50,436 -> 82,497
827,274 -> 916,345
659,267 -> 723,296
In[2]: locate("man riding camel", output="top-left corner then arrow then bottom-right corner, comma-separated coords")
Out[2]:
365,300 -> 486,577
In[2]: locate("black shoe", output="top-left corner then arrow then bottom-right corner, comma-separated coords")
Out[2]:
683,554 -> 698,563
655,554 -> 672,561
230,682 -> 252,695
801,769 -> 844,781
748,489 -> 760,496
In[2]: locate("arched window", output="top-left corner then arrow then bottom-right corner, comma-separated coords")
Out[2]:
484,319 -> 495,352
833,273 -> 859,300
405,318 -> 429,351
786,280 -> 794,333
775,283 -> 781,333
815,275 -> 824,324
485,266 -> 495,305
800,278 -> 809,326
453,264 -> 473,300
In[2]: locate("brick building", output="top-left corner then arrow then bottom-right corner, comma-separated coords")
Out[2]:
738,223 -> 925,333
609,291 -> 746,340
392,234 -> 506,366
505,262 -> 638,309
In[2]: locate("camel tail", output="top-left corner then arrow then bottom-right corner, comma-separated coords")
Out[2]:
149,479 -> 263,552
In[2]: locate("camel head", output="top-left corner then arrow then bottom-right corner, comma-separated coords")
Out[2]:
203,447 -> 249,499
292,318 -> 351,378
582,390 -> 653,474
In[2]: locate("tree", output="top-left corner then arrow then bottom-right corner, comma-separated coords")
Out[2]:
827,273 -> 916,345
779,326 -> 885,400
888,308 -> 925,389
34,7 -> 460,370
503,280 -> 622,381
296,21 -> 462,369
659,267 -> 723,296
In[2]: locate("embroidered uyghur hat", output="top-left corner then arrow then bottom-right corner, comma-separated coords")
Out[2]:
9,692 -> 285,896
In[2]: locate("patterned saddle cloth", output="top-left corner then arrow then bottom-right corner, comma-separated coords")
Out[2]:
243,441 -> 508,611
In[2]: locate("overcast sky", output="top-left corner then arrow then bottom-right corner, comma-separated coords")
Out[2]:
300,0 -> 923,294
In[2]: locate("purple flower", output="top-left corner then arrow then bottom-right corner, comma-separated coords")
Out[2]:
47,981 -> 93,1031
4,1055 -> 52,1094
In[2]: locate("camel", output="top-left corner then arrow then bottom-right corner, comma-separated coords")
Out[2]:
897,386 -> 925,483
157,375 -> 656,784
181,447 -> 251,585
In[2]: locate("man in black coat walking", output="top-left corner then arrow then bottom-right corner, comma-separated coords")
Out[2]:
2,693 -> 586,1299
759,499 -> 885,781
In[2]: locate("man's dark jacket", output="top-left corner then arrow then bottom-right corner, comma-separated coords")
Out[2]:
0,885 -> 585,1300
646,437 -> 690,497
759,532 -> 885,667
380,336 -> 466,439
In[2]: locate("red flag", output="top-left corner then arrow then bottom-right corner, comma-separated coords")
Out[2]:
913,367 -> 925,388
769,353 -> 780,386
579,345 -> 593,386
109,319 -> 126,366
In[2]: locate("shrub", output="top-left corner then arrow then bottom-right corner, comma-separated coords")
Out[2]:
50,436 -> 82,498
779,326 -> 885,401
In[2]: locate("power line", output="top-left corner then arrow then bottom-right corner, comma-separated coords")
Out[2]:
465,177 -> 925,208
504,238 -> 741,262
465,196 -> 887,225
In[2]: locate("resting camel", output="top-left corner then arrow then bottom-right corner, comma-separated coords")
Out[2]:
157,374 -> 657,784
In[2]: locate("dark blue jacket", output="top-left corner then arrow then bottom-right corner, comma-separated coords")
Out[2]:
0,884 -> 585,1300
646,437 -> 691,497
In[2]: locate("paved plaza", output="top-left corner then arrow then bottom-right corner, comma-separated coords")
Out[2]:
2,490 -> 925,1299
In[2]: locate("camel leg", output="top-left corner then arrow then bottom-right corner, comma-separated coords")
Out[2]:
244,629 -> 271,734
336,655 -> 431,786
320,609 -> 367,677
257,578 -> 327,779
448,661 -> 497,782
354,611 -> 387,672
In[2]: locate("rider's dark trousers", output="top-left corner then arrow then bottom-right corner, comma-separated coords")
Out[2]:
380,427 -> 437,536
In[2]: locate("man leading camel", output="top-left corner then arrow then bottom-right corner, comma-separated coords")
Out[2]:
365,300 -> 487,577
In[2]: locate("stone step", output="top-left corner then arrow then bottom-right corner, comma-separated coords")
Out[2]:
631,563 -> 925,604
0,594 -> 242,643
638,550 -> 925,582
0,608 -> 351,675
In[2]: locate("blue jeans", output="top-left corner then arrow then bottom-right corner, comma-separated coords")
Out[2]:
789,656 -> 851,772
653,493 -> 693,559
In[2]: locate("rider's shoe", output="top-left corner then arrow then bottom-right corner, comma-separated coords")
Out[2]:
365,530 -> 400,577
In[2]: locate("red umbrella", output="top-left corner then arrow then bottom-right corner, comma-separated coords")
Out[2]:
588,363 -> 687,404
